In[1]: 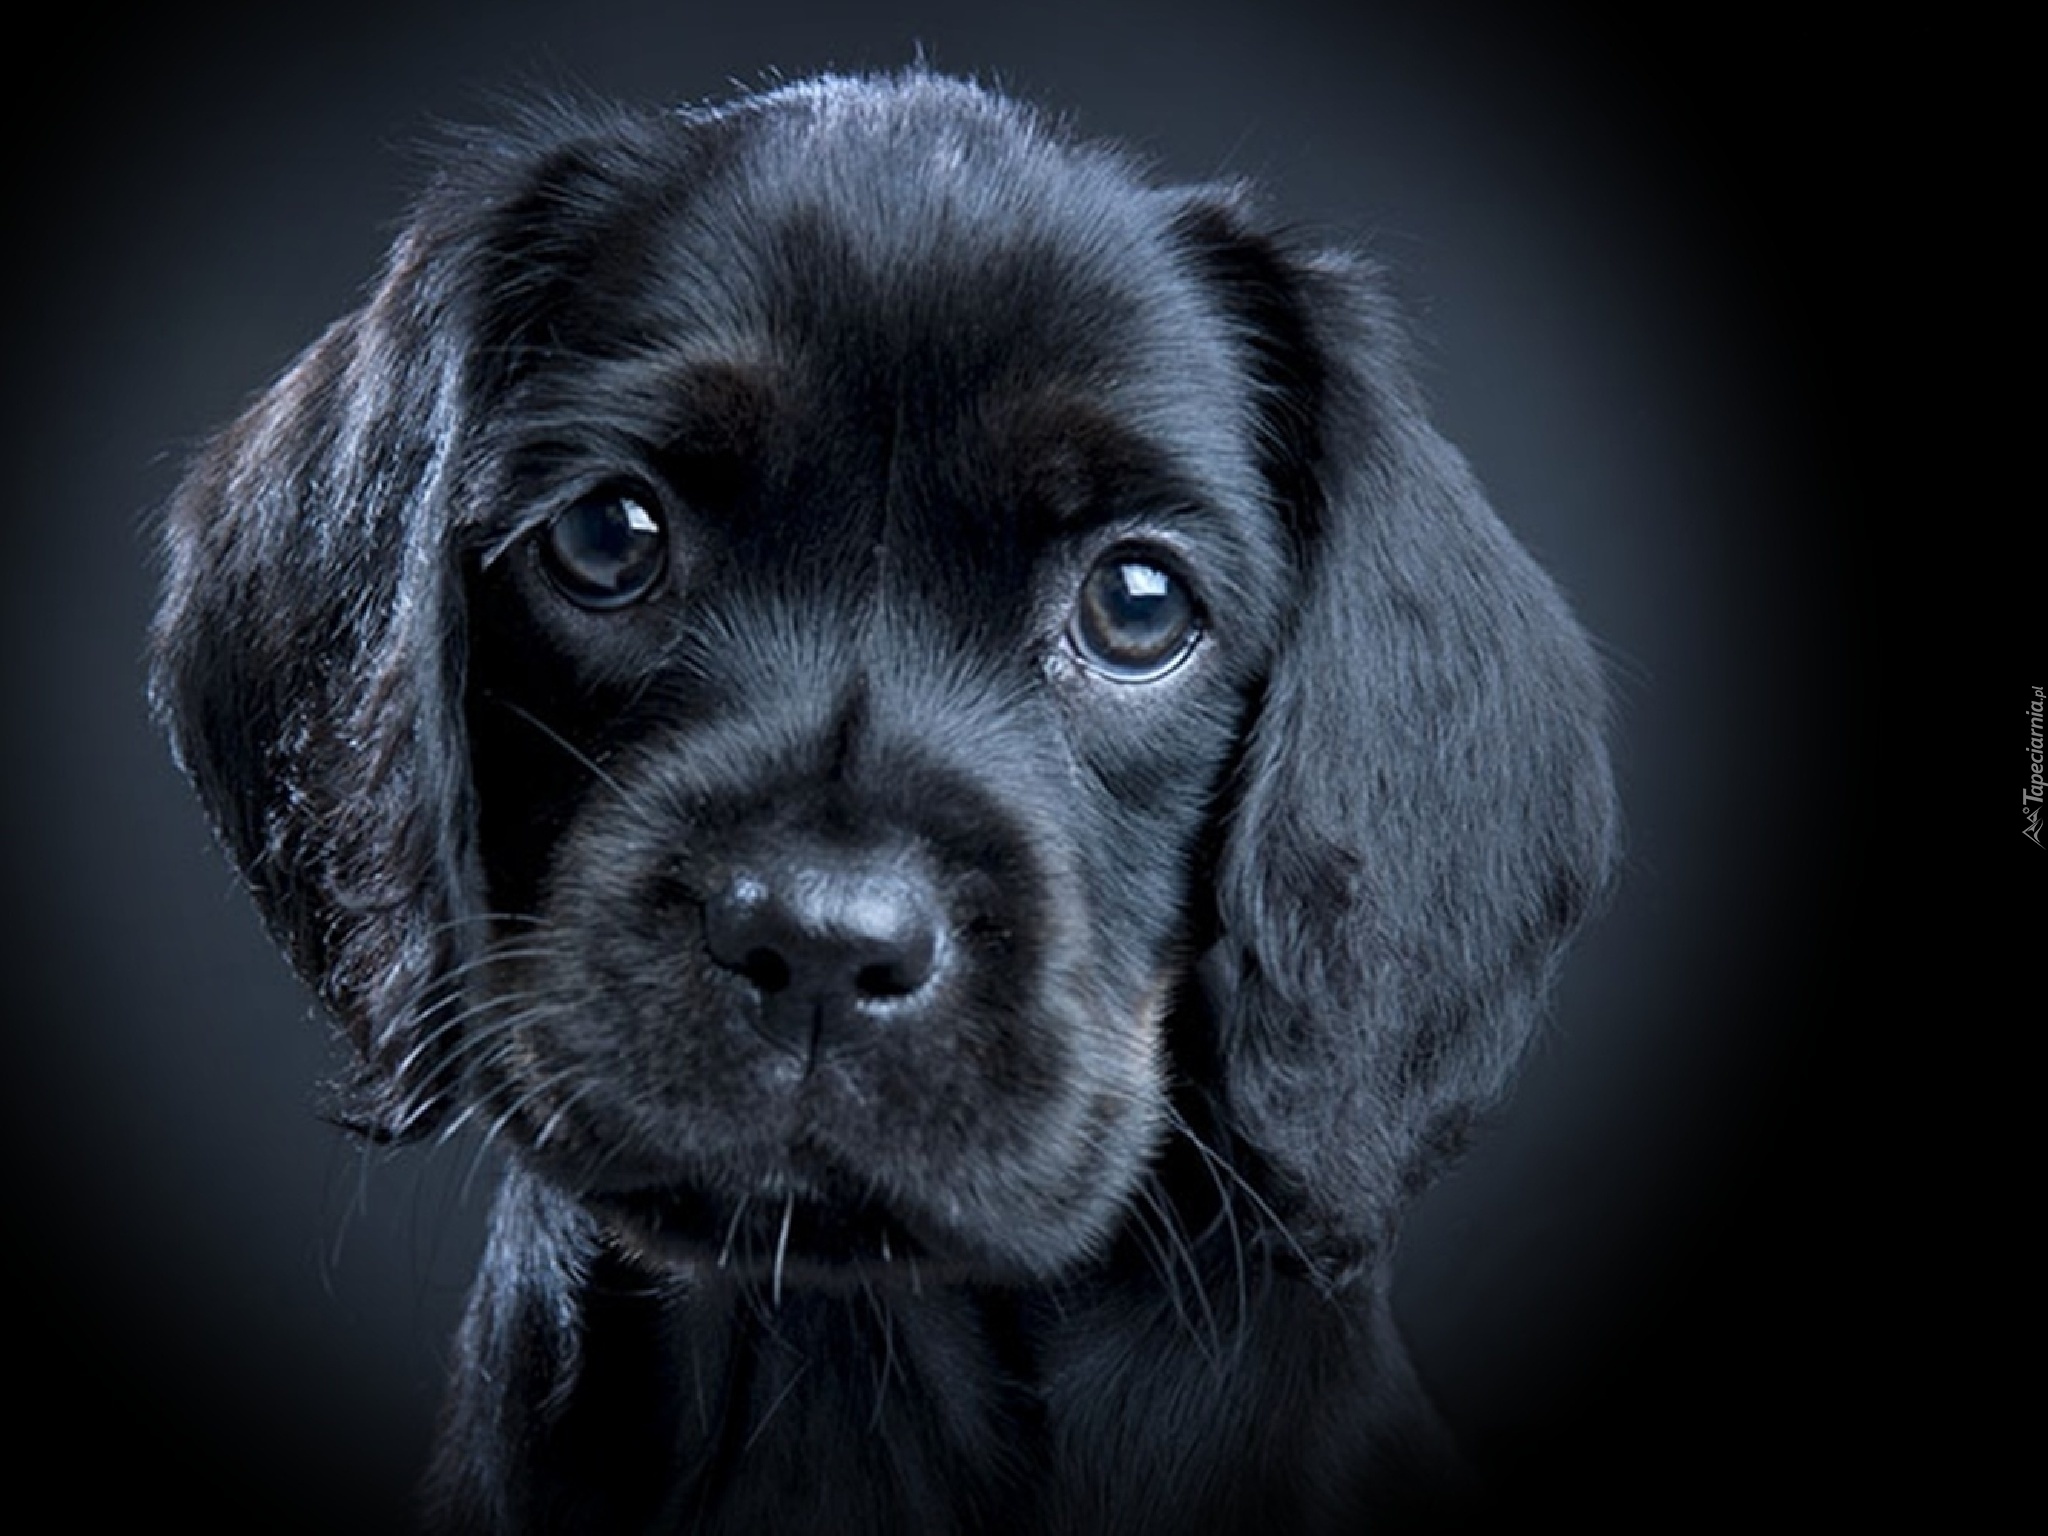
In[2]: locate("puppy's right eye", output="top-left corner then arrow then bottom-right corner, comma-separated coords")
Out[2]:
538,487 -> 668,609
1070,553 -> 1201,682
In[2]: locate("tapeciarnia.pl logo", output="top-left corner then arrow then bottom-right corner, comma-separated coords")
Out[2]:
2028,686 -> 2045,846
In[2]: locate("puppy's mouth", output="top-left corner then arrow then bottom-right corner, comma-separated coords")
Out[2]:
589,1179 -> 981,1290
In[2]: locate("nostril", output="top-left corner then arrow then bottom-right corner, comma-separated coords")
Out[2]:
739,947 -> 793,995
854,923 -> 937,1000
855,962 -> 909,998
703,872 -> 786,984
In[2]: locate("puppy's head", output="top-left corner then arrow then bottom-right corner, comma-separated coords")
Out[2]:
152,74 -> 1616,1289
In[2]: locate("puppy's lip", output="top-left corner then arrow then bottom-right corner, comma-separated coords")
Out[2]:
589,1182 -> 987,1288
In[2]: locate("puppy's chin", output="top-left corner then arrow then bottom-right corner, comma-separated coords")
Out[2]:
585,1180 -> 1046,1290
520,1116 -> 1142,1287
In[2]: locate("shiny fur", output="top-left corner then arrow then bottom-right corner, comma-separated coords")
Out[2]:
151,72 -> 1618,1534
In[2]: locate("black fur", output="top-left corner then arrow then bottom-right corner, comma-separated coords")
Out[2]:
151,73 -> 1618,1534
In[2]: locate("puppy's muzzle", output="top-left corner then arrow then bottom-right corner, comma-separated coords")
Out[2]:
703,837 -> 949,1060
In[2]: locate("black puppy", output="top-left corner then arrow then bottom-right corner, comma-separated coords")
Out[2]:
152,72 -> 1618,1535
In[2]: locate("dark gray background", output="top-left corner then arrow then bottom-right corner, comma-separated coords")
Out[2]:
3,2 -> 1866,1526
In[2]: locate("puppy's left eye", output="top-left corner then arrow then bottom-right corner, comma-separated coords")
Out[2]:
1070,554 -> 1201,681
539,487 -> 669,609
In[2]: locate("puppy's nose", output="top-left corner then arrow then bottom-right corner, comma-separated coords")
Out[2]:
703,853 -> 943,1053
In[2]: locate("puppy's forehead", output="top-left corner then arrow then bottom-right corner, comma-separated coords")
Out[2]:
498,81 -> 1257,503
701,84 -> 1181,359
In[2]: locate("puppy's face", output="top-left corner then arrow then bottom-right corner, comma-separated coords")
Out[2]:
153,77 -> 1618,1299
450,103 -> 1290,1281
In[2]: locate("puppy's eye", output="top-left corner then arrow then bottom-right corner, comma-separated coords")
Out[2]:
1070,554 -> 1201,681
539,487 -> 668,609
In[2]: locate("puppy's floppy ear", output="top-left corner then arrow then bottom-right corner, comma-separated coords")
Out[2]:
1177,193 -> 1620,1279
150,219 -> 478,1138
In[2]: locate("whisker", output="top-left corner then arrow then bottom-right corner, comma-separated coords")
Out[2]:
1163,1103 -> 1322,1285
1128,1177 -> 1229,1368
1162,1116 -> 1252,1349
718,1196 -> 753,1272
771,1193 -> 795,1309
427,1017 -> 564,1152
372,938 -> 574,1111
741,1359 -> 810,1456
445,1057 -> 589,1205
530,1078 -> 595,1151
415,909 -> 550,944
863,1280 -> 899,1433
495,699 -> 630,799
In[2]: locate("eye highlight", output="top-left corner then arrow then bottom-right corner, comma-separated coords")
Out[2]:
538,486 -> 669,609
1070,553 -> 1202,681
